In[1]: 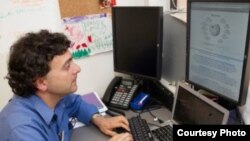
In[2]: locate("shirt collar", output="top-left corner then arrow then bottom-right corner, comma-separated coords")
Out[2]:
28,95 -> 54,125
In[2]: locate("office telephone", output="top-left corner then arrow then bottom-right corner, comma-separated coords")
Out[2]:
102,76 -> 139,109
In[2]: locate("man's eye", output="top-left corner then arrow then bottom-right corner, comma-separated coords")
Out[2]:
65,63 -> 71,70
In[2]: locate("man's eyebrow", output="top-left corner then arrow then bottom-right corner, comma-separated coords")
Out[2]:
62,57 -> 73,68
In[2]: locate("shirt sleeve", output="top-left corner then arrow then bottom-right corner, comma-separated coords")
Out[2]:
64,94 -> 99,125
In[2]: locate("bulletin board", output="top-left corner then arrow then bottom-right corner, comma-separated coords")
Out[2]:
59,0 -> 113,59
59,0 -> 111,18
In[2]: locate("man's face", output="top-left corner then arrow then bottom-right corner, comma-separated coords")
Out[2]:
45,50 -> 81,96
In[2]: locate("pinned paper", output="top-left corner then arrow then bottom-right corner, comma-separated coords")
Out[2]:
63,13 -> 113,59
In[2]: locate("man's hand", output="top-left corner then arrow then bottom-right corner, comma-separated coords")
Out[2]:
92,115 -> 130,136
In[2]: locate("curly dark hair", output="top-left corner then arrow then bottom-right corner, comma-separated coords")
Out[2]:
6,30 -> 71,97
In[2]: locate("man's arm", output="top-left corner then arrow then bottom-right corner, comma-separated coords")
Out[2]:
64,94 -> 99,125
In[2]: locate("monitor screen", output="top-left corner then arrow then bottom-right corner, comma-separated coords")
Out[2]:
186,0 -> 250,106
112,7 -> 163,80
172,82 -> 229,125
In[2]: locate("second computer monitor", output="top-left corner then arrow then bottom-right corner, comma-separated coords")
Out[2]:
112,6 -> 163,80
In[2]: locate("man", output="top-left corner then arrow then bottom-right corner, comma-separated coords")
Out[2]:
0,30 -> 133,141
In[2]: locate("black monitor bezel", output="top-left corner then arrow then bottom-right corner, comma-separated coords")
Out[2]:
186,0 -> 250,106
112,6 -> 163,81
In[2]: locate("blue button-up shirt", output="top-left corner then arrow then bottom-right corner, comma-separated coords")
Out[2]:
0,94 -> 98,141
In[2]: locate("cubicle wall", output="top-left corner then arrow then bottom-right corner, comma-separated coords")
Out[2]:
161,14 -> 186,84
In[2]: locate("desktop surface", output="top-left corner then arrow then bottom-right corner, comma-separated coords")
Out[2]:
70,107 -> 171,141
71,124 -> 109,141
70,101 -> 242,141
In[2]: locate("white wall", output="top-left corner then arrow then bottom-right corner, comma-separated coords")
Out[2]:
75,52 -> 115,96
0,53 -> 12,109
239,85 -> 250,124
147,0 -> 170,12
177,0 -> 187,9
117,0 -> 147,6
117,0 -> 170,12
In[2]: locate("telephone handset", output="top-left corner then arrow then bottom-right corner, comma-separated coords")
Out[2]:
102,76 -> 139,110
102,76 -> 122,104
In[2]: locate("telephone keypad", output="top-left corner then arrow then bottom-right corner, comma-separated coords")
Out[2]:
110,84 -> 138,109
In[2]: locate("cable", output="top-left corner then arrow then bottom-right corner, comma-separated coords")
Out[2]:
235,107 -> 245,125
148,109 -> 164,124
171,0 -> 177,9
136,99 -> 164,124
147,122 -> 162,128
135,98 -> 162,117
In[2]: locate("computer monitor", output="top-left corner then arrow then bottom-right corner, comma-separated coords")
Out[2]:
172,82 -> 229,124
112,6 -> 163,80
186,0 -> 250,106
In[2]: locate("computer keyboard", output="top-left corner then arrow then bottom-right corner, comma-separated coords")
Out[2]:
128,116 -> 154,141
152,125 -> 173,141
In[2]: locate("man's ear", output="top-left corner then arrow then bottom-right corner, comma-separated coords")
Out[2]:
35,77 -> 47,92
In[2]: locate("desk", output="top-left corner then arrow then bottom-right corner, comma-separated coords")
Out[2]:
70,124 -> 109,141
71,107 -> 171,141
71,99 -> 243,141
